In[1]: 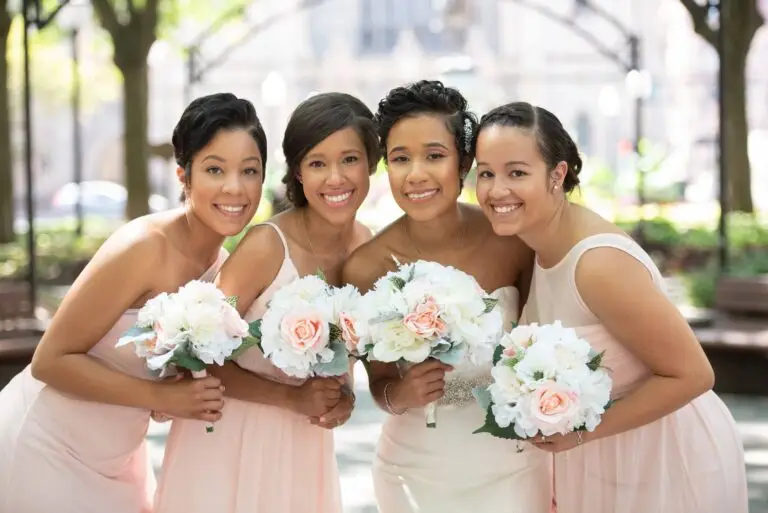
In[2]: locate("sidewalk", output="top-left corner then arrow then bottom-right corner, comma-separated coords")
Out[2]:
146,364 -> 768,512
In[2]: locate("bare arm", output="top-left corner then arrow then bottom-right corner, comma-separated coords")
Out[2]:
576,248 -> 714,442
212,225 -> 300,408
30,227 -> 194,413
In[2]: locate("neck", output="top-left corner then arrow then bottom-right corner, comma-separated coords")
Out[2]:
518,199 -> 574,269
301,207 -> 356,256
405,204 -> 464,253
181,208 -> 226,268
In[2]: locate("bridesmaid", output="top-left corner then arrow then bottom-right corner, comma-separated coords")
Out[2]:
153,92 -> 379,513
0,92 -> 267,513
473,101 -> 748,513
342,80 -> 551,513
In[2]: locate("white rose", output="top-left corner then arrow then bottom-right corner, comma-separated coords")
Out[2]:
370,319 -> 431,363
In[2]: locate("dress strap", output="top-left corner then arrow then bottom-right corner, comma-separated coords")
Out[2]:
568,233 -> 664,289
257,222 -> 290,256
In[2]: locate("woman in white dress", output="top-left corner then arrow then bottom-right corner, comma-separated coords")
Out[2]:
342,80 -> 552,513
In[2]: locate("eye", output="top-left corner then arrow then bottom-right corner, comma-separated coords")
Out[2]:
426,152 -> 445,161
243,167 -> 261,176
307,160 -> 325,168
342,155 -> 359,164
477,170 -> 494,179
206,166 -> 223,175
390,155 -> 408,163
510,170 -> 527,178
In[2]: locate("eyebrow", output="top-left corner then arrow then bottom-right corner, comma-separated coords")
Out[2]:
476,160 -> 530,167
305,148 -> 363,160
388,142 -> 450,154
202,155 -> 262,165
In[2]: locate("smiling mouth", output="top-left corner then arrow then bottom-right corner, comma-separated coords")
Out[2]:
491,204 -> 521,215
405,189 -> 439,202
215,204 -> 247,217
321,191 -> 354,207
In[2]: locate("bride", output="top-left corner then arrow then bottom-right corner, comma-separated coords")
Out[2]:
342,80 -> 552,513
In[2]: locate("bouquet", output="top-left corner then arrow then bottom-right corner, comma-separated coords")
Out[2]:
354,259 -> 504,428
473,321 -> 613,445
117,280 -> 259,432
249,274 -> 359,379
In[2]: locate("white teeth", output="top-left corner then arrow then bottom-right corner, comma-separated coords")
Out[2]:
407,190 -> 438,200
323,192 -> 352,203
218,205 -> 245,213
493,204 -> 520,214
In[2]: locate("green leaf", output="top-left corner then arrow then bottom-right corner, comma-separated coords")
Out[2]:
329,323 -> 342,342
229,336 -> 260,359
587,350 -> 605,371
389,275 -> 406,290
313,341 -> 349,377
492,344 -> 504,366
406,264 -> 415,281
314,268 -> 327,282
225,296 -> 238,308
472,386 -> 493,410
169,348 -> 206,372
472,406 -> 525,440
532,371 -> 544,381
482,297 -> 499,314
248,320 -> 262,339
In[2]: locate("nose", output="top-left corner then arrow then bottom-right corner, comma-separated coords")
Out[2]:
326,163 -> 345,187
488,178 -> 511,200
221,170 -> 245,196
406,160 -> 428,184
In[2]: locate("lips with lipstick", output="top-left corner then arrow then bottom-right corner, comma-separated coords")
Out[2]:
320,190 -> 354,207
491,203 -> 522,215
405,189 -> 439,202
215,204 -> 248,217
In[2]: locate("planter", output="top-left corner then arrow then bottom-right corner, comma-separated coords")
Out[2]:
715,275 -> 768,316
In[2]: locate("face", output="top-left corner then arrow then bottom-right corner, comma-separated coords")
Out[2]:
385,114 -> 462,222
178,128 -> 264,237
474,125 -> 565,236
298,126 -> 371,224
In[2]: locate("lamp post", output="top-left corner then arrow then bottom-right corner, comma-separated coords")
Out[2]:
56,0 -> 91,238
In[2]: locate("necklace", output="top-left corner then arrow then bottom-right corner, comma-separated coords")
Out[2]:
404,211 -> 466,258
300,209 -> 346,275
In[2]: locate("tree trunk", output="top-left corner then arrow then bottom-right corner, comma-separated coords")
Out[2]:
722,3 -> 754,213
0,10 -> 14,243
722,50 -> 752,212
117,58 -> 150,220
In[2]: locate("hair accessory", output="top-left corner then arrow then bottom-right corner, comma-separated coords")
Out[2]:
463,117 -> 473,153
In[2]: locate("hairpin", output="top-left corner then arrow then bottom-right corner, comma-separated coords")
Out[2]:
463,118 -> 473,153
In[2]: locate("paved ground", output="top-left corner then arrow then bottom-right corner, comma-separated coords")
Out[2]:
146,363 -> 768,513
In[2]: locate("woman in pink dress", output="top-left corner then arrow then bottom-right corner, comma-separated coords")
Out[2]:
153,92 -> 379,513
0,92 -> 267,513
472,101 -> 748,513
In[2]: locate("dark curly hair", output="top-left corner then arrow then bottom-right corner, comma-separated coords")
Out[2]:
172,93 -> 268,201
476,102 -> 581,193
281,92 -> 380,208
374,80 -> 477,180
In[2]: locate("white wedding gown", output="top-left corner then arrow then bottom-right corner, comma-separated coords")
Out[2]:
372,287 -> 553,513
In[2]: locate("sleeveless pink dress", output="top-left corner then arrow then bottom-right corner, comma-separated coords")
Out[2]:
154,222 -> 342,513
0,249 -> 227,513
522,233 -> 748,513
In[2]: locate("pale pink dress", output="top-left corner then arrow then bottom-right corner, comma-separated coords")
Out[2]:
0,249 -> 227,513
522,233 -> 748,513
154,222 -> 342,513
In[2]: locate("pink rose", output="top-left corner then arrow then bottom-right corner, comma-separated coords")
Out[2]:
403,297 -> 447,338
529,381 -> 580,435
338,313 -> 359,352
280,310 -> 327,351
222,306 -> 249,338
503,346 -> 517,358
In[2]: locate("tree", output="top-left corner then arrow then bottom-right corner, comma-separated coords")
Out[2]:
680,1 -> 763,213
91,0 -> 160,220
0,0 -> 13,243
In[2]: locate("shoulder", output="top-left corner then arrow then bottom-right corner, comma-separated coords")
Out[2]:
92,213 -> 171,271
229,222 -> 286,264
343,222 -> 399,292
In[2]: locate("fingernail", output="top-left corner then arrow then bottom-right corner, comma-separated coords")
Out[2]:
319,417 -> 326,423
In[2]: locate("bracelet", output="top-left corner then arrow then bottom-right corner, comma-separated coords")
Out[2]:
383,381 -> 405,416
